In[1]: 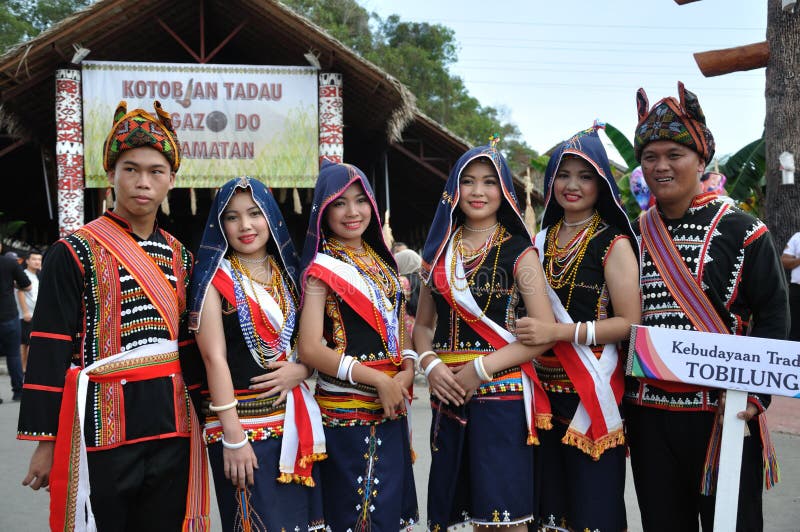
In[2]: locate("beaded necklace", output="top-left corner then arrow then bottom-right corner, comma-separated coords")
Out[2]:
544,211 -> 600,309
324,238 -> 402,364
448,224 -> 505,322
228,255 -> 296,367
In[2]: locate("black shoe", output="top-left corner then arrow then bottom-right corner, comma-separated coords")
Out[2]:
12,393 -> 21,402
0,397 -> 4,404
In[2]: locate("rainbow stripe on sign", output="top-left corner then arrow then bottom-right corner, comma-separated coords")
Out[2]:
627,326 -> 681,382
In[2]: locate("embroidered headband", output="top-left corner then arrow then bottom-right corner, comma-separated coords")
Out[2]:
634,81 -> 715,164
103,100 -> 181,172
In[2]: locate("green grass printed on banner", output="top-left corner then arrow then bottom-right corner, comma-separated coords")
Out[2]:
85,104 -> 318,188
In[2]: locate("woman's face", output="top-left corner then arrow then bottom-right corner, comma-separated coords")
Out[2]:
324,182 -> 372,246
552,156 -> 599,218
458,159 -> 502,226
222,189 -> 271,259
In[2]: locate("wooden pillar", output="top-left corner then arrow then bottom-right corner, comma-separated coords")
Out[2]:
55,68 -> 85,236
318,72 -> 343,165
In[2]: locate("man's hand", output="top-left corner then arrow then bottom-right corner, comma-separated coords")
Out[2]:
22,441 -> 55,490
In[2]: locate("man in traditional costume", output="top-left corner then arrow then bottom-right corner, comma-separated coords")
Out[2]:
18,101 -> 209,531
625,82 -> 787,532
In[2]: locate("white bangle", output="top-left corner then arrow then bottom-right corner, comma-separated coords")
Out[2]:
221,430 -> 248,449
424,357 -> 443,379
417,350 -> 437,372
573,322 -> 581,345
209,399 -> 238,412
586,320 -> 596,346
347,359 -> 360,385
473,356 -> 492,382
337,355 -> 354,381
401,349 -> 419,362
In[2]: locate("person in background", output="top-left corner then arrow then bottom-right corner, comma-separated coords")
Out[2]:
781,230 -> 800,341
395,248 -> 422,340
0,242 -> 31,403
16,249 -> 42,372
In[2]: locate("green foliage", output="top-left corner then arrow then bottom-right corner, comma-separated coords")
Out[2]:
0,211 -> 25,239
282,0 -> 541,175
0,0 -> 93,51
604,122 -> 638,171
719,137 -> 765,202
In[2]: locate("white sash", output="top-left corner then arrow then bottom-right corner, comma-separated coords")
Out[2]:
74,340 -> 179,532
534,229 -> 622,436
442,233 -> 534,432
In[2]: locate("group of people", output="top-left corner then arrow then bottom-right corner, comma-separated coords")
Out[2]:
14,81 -> 787,532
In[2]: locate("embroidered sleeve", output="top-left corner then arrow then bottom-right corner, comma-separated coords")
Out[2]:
17,241 -> 83,441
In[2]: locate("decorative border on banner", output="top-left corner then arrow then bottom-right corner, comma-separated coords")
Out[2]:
82,63 -> 317,76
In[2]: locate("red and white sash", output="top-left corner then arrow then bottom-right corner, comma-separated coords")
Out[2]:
50,341 -> 211,532
534,229 -> 624,458
431,233 -> 541,444
213,259 -> 288,363
211,259 -> 325,482
306,253 -> 400,358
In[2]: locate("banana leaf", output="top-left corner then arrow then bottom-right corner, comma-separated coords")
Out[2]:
604,122 -> 638,171
616,173 -> 642,221
720,137 -> 765,202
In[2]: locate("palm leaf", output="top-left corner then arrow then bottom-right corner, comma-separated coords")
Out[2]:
604,123 -> 638,171
720,137 -> 765,202
616,173 -> 642,221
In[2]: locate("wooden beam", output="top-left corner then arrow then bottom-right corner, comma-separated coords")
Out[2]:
0,138 -> 29,159
694,41 -> 769,77
390,142 -> 448,180
674,0 -> 702,4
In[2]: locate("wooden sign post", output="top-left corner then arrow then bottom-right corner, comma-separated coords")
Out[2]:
627,325 -> 798,532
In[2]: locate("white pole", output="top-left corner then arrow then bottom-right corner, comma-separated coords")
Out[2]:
713,389 -> 748,532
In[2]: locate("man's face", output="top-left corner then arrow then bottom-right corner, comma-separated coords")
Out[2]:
27,253 -> 42,273
640,140 -> 705,211
107,146 -> 175,223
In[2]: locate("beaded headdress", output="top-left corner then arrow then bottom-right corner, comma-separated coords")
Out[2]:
299,159 -> 396,292
633,81 -> 715,164
188,176 -> 299,331
103,100 -> 181,172
420,136 -> 529,284
541,123 -> 638,259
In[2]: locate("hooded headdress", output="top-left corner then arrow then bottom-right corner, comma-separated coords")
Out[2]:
633,81 -> 715,164
189,176 -> 299,329
299,160 -> 396,288
541,123 -> 637,255
103,100 -> 181,172
420,139 -> 530,284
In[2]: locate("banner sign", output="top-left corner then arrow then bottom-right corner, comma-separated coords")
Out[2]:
82,61 -> 319,188
627,325 -> 800,398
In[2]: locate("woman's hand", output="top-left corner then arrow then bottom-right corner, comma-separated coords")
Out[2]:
374,373 -> 410,420
222,433 -> 258,489
453,361 -> 484,402
249,361 -> 310,403
426,362 -> 466,406
393,367 -> 415,391
515,317 -> 559,346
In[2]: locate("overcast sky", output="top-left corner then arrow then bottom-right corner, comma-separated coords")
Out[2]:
365,0 -> 767,161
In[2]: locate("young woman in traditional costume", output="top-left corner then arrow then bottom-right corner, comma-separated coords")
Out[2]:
189,176 -> 326,531
514,124 -> 640,531
297,160 -> 418,531
414,138 -> 554,531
